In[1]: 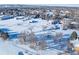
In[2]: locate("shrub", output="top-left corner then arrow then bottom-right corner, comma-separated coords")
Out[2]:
1,32 -> 9,40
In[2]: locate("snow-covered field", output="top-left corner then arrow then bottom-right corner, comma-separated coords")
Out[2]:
0,15 -> 79,55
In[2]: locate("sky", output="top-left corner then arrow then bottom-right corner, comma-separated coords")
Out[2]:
0,0 -> 79,7
0,0 -> 79,4
40,4 -> 79,7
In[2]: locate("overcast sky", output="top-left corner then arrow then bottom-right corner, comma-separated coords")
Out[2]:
0,0 -> 79,7
39,4 -> 79,7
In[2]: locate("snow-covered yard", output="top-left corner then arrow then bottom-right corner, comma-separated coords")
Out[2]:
0,15 -> 79,55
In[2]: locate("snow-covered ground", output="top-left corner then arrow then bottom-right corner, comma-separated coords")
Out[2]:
0,38 -> 24,55
0,15 -> 79,55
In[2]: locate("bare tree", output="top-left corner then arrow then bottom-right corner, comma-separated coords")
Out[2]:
18,31 -> 27,44
38,40 -> 47,50
28,31 -> 37,49
18,31 -> 37,49
18,31 -> 31,44
53,32 -> 63,42
29,38 -> 37,49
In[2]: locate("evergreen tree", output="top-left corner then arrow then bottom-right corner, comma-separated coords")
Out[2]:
70,31 -> 78,40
